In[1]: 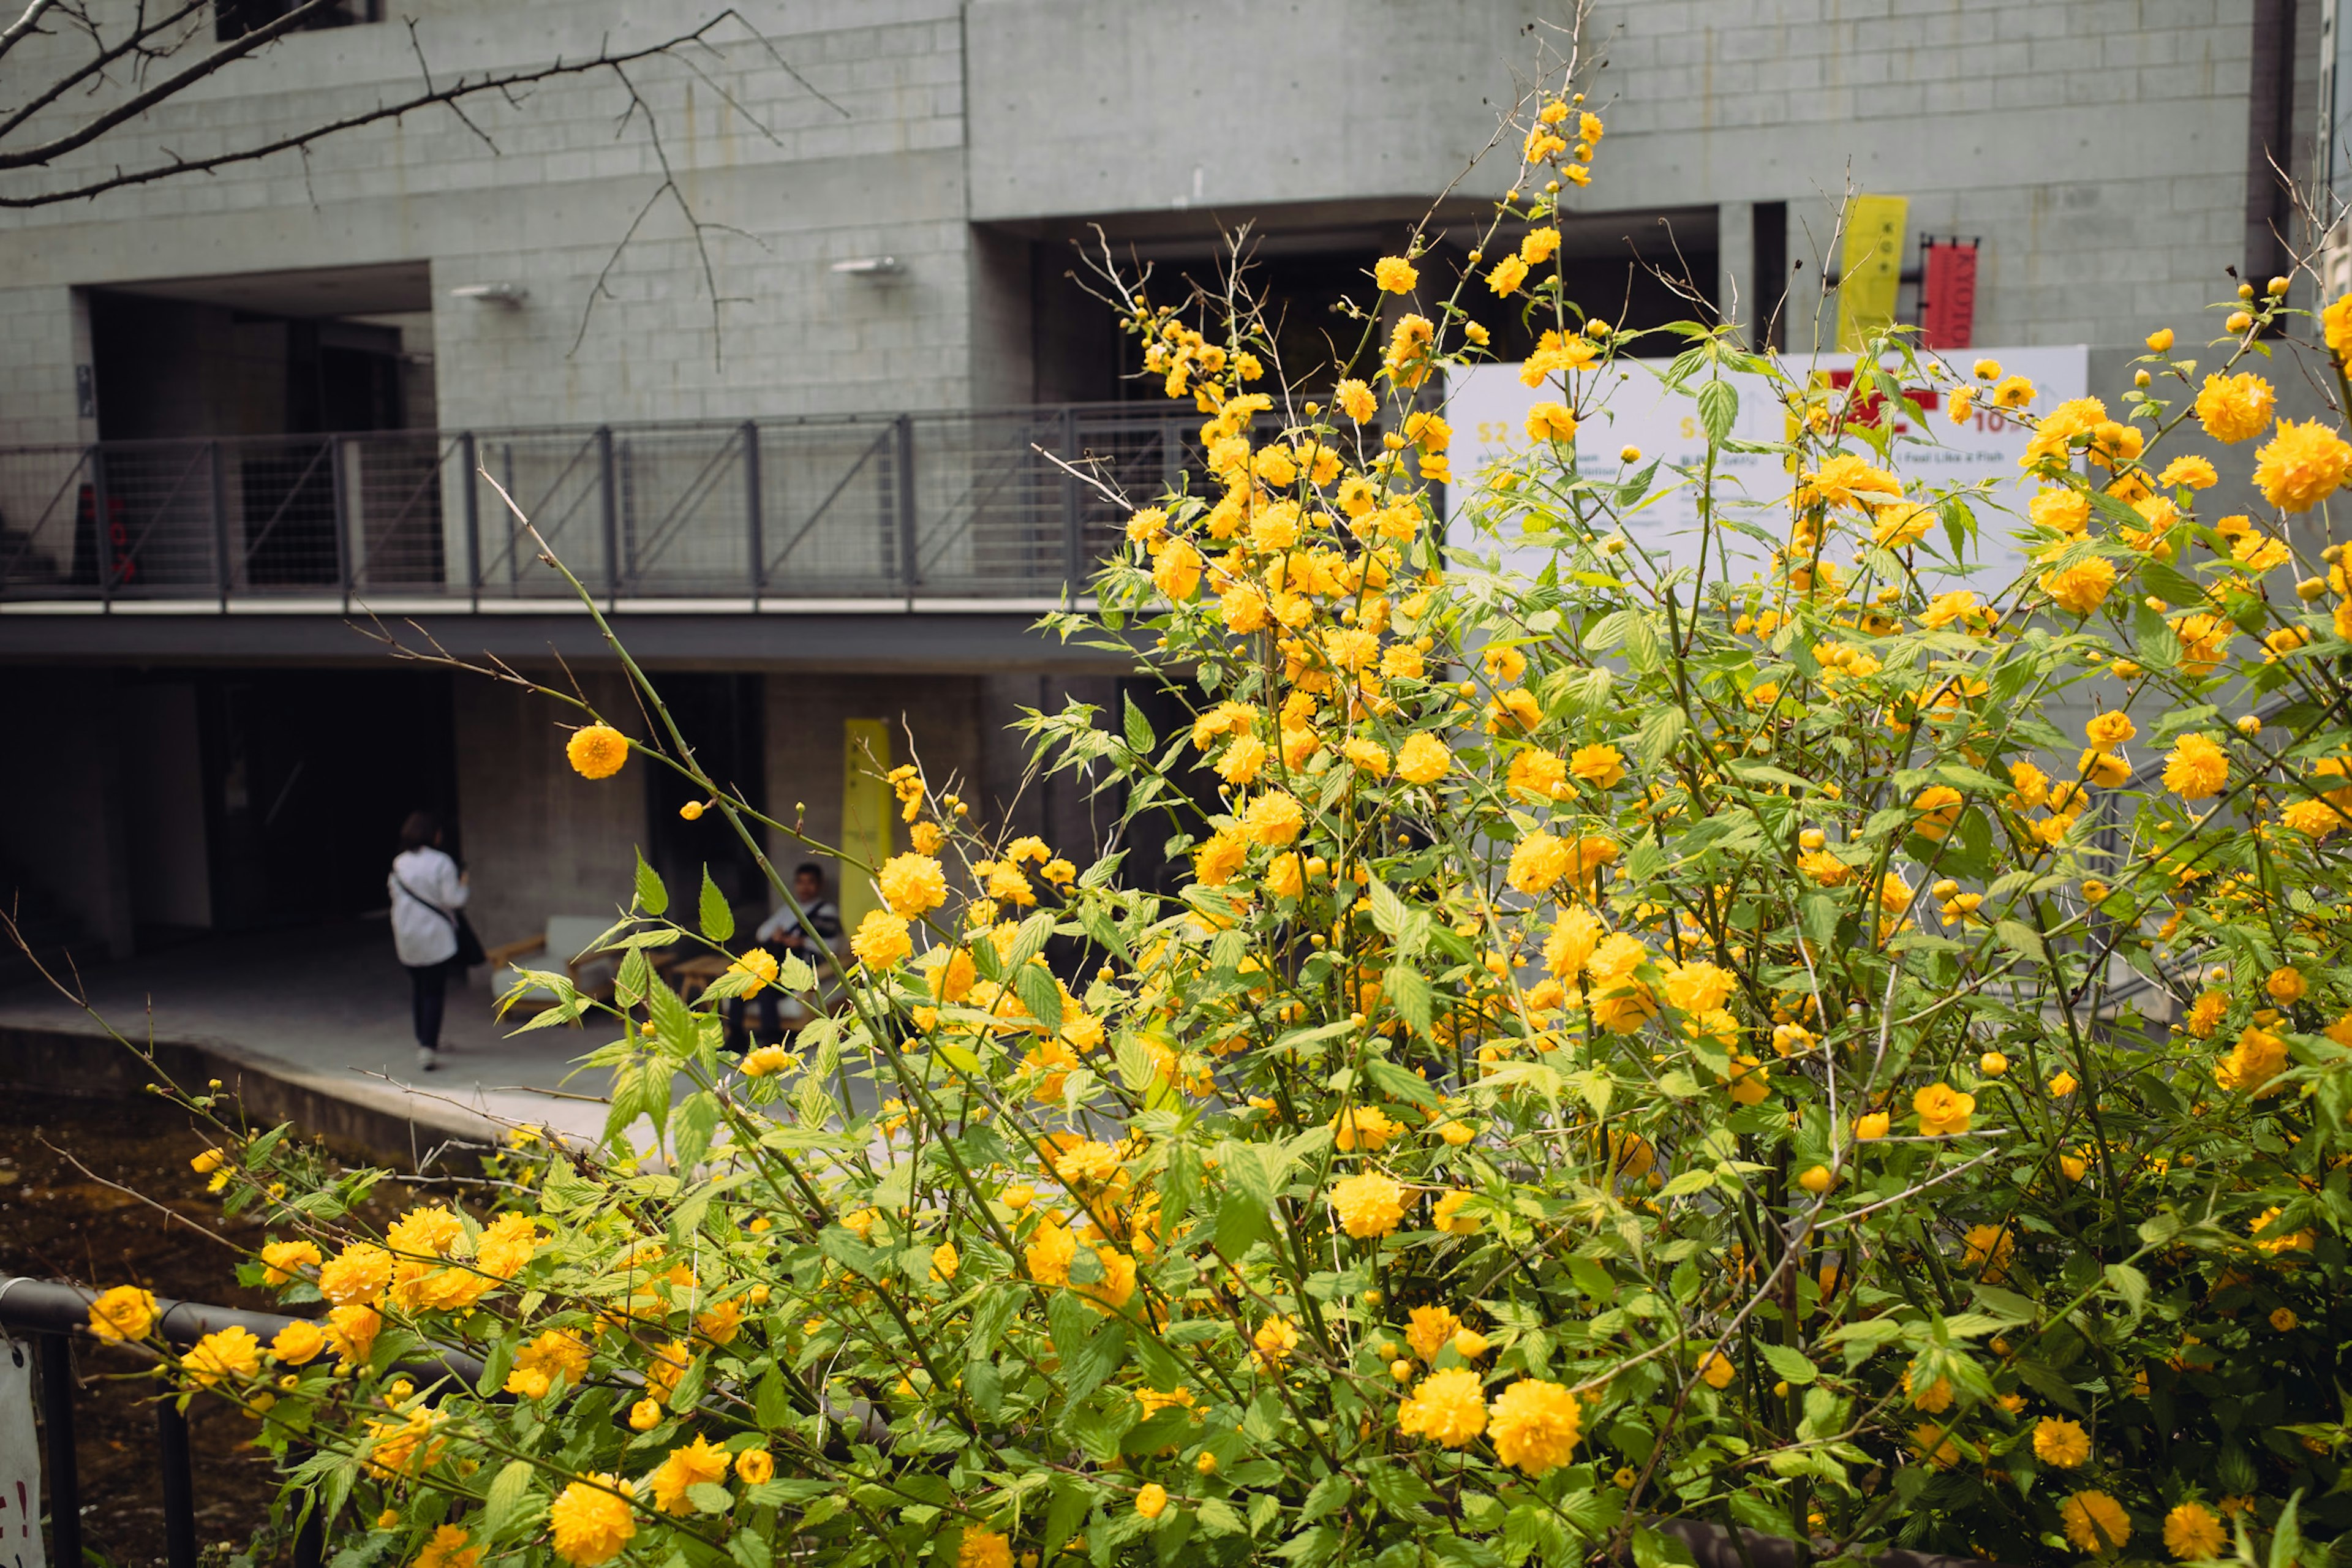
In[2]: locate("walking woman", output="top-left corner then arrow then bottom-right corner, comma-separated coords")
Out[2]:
388,810 -> 472,1072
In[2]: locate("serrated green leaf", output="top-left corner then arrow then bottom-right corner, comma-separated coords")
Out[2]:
699,866 -> 734,943
635,850 -> 668,916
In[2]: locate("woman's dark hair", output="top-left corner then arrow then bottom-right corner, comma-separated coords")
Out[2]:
795,861 -> 824,883
398,811 -> 442,852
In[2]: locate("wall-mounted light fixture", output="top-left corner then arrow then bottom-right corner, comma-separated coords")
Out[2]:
829,257 -> 902,277
448,282 -> 529,307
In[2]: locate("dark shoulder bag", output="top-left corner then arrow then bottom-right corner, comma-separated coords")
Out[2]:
394,874 -> 487,970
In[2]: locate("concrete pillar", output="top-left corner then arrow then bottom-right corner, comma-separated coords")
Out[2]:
1717,200 -> 1755,346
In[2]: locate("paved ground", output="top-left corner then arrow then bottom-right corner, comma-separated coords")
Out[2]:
0,916 -> 620,1150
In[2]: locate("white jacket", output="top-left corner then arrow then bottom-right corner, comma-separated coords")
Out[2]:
388,846 -> 469,967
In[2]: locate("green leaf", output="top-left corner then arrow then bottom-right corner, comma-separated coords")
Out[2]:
1016,961 -> 1065,1032
482,1459 -> 538,1542
728,1530 -> 774,1568
754,1365 -> 792,1429
1758,1343 -> 1818,1385
1049,1294 -> 1129,1405
1299,1474 -> 1352,1525
1994,919 -> 2046,962
2009,1356 -> 2084,1413
1044,1478 -> 1092,1556
1197,1499 -> 1247,1537
2103,1262 -> 2150,1319
635,850 -> 668,916
699,867 -> 734,943
1697,377 -> 1738,446
1634,704 -> 1687,767
2268,1490 -> 2303,1568
687,1482 -> 734,1515
1385,963 -> 1434,1036
1124,694 -> 1154,753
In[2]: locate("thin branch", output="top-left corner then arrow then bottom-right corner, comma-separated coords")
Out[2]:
0,0 -> 346,171
0,0 -> 59,63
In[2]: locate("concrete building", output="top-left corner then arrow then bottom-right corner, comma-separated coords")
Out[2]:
0,0 -> 2328,968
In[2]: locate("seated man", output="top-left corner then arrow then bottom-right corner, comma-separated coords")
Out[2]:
726,862 -> 841,1050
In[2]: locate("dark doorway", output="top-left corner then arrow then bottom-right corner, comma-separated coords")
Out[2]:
200,670 -> 459,930
643,674 -> 769,923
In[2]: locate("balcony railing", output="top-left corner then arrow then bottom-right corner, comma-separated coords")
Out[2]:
0,404 -> 1214,609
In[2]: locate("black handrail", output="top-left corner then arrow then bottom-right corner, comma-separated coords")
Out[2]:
0,1276 -> 484,1568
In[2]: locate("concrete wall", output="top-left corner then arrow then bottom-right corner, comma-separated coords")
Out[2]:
452,670 -> 649,951
0,0 -> 2323,456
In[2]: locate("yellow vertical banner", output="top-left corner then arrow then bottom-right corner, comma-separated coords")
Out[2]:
1837,194 -> 1909,351
839,718 -> 893,933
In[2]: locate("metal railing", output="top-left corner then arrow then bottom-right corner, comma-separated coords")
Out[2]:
0,1276 -> 481,1568
0,404 -> 1220,609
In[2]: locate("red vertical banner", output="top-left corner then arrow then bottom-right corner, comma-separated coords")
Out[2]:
1920,241 -> 1979,350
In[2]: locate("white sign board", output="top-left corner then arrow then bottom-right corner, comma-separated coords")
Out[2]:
1444,345 -> 2091,587
0,1342 -> 45,1568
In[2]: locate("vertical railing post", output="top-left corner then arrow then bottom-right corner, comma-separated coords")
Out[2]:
156,1396 -> 197,1568
36,1333 -> 81,1568
330,432 -> 353,611
742,420 -> 764,608
209,439 -> 230,612
88,445 -> 111,612
597,425 -> 619,607
894,414 -> 918,604
461,431 -> 481,611
1059,405 -> 1082,594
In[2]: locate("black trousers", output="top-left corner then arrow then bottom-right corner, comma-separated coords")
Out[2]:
406,957 -> 457,1050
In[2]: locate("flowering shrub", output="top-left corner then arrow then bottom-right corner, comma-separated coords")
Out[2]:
94,43 -> 2352,1568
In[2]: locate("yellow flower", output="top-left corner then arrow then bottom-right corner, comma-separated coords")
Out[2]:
729,947 -> 779,996
1341,737 -> 1390,777
2048,1070 -> 2078,1096
2253,418 -> 2352,511
1855,1112 -> 1891,1140
1406,1304 -> 1462,1363
1251,1314 -> 1300,1369
476,1212 -> 540,1278
1797,453 -> 1903,510
1487,1378 -> 1582,1476
326,1305 -> 381,1367
1698,1351 -> 1735,1389
1432,1189 -> 1478,1234
1330,1105 -> 1399,1152
318,1243 -> 393,1307
2214,1025 -> 2289,1096
2033,1417 -> 2091,1468
258,1240 -> 323,1286
2266,965 -> 2305,1003
2163,1502 -> 2225,1560
1912,1083 -> 1974,1137
1398,1368 -> 1488,1446
2193,371 -> 2276,443
1330,1170 -> 1408,1238
2084,710 -> 2136,747
877,853 -> 948,918
2040,556 -> 2116,614
548,1476 -> 636,1566
1192,829 -> 1247,887
1152,537 -> 1204,600
1374,255 -> 1419,293
850,910 -> 912,968
627,1398 -> 661,1431
416,1525 -> 481,1568
647,1434 -> 731,1515
1243,790 -> 1306,846
2159,454 -> 2218,489
1506,832 -> 1574,894
1569,743 -> 1626,789
930,1240 -> 960,1282
271,1319 -> 328,1366
1524,401 -> 1578,442
1521,226 -> 1563,264
2060,1490 -> 2131,1555
184,1325 -> 263,1387
958,1529 -> 1011,1568
1910,785 -> 1964,841
2029,488 -> 2091,534
741,1044 -> 793,1079
1486,254 -> 1530,294
1335,379 -> 1378,423
1134,1482 -> 1169,1520
2162,734 -> 2230,801
565,724 -> 629,780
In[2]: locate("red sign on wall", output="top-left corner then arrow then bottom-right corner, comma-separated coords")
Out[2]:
1920,241 -> 1980,350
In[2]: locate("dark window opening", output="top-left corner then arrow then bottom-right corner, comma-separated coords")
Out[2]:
644,674 -> 769,922
1754,202 -> 1790,352
216,0 -> 381,40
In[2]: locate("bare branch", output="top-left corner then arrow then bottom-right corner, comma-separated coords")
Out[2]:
0,0 -> 347,170
0,0 -> 60,64
0,17 -> 734,205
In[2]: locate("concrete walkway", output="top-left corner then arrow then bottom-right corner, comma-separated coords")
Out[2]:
0,917 -> 621,1154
